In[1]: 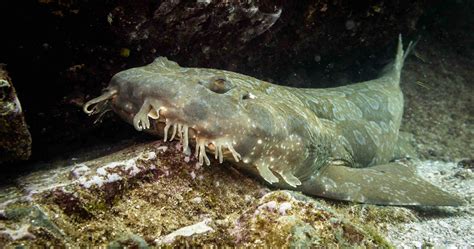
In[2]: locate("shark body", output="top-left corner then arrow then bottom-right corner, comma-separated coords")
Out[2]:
84,36 -> 463,206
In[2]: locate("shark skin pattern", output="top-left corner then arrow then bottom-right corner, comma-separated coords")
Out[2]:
84,36 -> 463,206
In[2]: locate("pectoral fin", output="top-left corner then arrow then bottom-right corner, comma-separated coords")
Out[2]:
300,162 -> 464,206
255,160 -> 279,184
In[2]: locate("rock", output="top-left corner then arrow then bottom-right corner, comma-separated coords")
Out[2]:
458,159 -> 474,169
106,0 -> 424,81
0,66 -> 32,164
107,234 -> 150,248
231,191 -> 389,247
0,140 -> 263,247
155,219 -> 213,245
0,224 -> 35,241
1,141 -> 472,247
0,141 -> 390,247
453,169 -> 473,180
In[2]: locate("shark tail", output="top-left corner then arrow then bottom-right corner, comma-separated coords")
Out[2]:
395,34 -> 417,73
382,34 -> 418,83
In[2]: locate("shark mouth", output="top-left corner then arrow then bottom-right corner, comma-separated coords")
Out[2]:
84,91 -> 242,166
145,106 -> 242,166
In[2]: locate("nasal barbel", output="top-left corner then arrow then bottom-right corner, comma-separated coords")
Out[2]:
83,88 -> 118,115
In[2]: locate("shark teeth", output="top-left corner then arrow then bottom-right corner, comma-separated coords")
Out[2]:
144,105 -> 241,165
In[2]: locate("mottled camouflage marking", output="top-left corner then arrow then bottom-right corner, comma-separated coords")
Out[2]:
84,36 -> 463,206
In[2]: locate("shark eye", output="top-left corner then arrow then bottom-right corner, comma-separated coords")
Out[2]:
199,76 -> 233,94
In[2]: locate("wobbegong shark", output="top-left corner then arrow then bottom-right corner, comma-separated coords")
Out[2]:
84,36 -> 463,206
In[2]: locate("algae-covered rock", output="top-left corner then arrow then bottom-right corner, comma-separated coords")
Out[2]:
0,140 -> 393,247
0,139 -> 471,247
0,65 -> 32,164
231,191 -> 390,247
0,140 -> 262,247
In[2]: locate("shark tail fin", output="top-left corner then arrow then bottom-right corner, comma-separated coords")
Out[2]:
382,34 -> 418,83
394,34 -> 418,73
